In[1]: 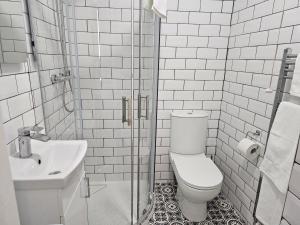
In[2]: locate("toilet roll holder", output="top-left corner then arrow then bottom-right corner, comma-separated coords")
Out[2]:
245,130 -> 261,140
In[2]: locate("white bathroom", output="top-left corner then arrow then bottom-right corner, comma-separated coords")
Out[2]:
0,0 -> 300,225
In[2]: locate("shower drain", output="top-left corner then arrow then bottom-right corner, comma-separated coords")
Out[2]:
48,171 -> 61,175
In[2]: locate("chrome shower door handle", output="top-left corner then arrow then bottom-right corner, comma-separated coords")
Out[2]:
138,94 -> 149,120
122,97 -> 132,126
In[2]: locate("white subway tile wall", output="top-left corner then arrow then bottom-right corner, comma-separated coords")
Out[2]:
0,0 -> 28,63
216,0 -> 300,224
155,0 -> 233,181
0,0 -> 300,224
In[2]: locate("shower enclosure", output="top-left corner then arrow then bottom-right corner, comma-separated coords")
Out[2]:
35,0 -> 160,224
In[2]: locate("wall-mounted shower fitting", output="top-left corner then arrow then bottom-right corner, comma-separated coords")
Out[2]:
50,70 -> 74,113
50,70 -> 71,84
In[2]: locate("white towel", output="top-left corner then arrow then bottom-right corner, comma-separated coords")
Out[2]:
152,0 -> 167,18
260,101 -> 300,193
256,102 -> 300,225
290,54 -> 300,97
256,176 -> 286,225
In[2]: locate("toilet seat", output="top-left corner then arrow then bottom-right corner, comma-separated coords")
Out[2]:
170,153 -> 223,190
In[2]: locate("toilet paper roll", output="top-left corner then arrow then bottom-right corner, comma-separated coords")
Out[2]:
237,138 -> 260,160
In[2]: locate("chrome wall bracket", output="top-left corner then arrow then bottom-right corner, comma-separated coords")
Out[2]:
246,130 -> 261,140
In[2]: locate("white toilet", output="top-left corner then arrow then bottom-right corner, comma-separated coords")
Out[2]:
170,111 -> 223,222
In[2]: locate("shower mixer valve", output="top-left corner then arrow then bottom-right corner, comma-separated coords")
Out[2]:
50,70 -> 71,84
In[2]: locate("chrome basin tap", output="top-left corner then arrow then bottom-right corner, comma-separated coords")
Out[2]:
18,126 -> 51,158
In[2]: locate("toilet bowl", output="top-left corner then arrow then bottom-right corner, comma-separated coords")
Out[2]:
170,112 -> 223,222
170,153 -> 223,221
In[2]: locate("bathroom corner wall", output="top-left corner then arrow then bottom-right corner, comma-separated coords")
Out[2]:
155,0 -> 233,181
0,0 -> 76,151
216,0 -> 300,224
72,0 -> 233,183
30,0 -> 76,140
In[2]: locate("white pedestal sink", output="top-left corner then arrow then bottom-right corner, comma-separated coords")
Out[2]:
9,140 -> 88,225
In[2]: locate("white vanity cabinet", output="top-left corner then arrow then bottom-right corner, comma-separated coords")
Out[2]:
15,164 -> 88,225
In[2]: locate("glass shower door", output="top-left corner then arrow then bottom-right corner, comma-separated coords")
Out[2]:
63,0 -> 159,224
68,1 -> 136,225
84,5 -> 135,225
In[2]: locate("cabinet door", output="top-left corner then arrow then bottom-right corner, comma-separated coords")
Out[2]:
63,174 -> 88,225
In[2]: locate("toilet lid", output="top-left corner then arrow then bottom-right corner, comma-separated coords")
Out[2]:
171,153 -> 223,190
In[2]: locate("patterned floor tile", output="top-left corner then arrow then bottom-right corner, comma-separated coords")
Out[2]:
147,183 -> 245,225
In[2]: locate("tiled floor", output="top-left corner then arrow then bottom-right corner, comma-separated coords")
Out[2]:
146,183 -> 245,225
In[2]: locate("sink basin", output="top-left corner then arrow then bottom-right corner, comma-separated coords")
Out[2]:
9,139 -> 87,190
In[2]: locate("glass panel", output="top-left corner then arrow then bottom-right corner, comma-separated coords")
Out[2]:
134,3 -> 159,222
63,0 -> 83,140
138,8 -> 155,220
